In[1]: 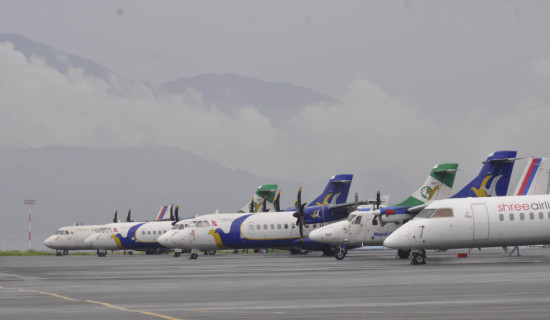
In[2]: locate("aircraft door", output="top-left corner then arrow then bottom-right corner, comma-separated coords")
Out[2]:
349,215 -> 365,242
472,204 -> 489,240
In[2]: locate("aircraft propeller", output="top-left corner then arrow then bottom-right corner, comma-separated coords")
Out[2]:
273,191 -> 281,212
169,205 -> 175,221
249,197 -> 256,213
292,187 -> 307,240
262,195 -> 269,212
113,210 -> 118,223
171,205 -> 180,225
126,209 -> 132,222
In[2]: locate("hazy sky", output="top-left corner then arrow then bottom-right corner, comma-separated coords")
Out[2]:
1,1 -> 550,186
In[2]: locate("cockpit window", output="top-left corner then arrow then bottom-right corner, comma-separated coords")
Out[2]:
416,208 -> 436,219
178,224 -> 186,230
203,221 -> 210,227
431,208 -> 453,218
352,216 -> 362,225
188,221 -> 198,227
416,208 -> 453,219
347,214 -> 357,222
171,225 -> 178,230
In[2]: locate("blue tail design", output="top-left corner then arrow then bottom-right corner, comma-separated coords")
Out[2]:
451,150 -> 517,198
307,174 -> 353,207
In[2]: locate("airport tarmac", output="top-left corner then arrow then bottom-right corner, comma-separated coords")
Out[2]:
2,247 -> 550,320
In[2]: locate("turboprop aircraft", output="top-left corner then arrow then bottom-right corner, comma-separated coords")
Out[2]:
43,209 -> 132,256
384,194 -> 550,264
308,150 -> 518,260
169,174 -> 365,259
86,184 -> 280,256
308,163 -> 458,259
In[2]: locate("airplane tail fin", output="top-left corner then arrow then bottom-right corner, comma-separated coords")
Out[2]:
513,157 -> 550,195
396,163 -> 459,207
306,174 -> 353,207
238,184 -> 279,213
156,205 -> 172,220
451,150 -> 517,198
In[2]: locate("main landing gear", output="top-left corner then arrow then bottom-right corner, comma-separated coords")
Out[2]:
411,250 -> 426,265
189,249 -> 200,259
397,249 -> 411,259
97,249 -> 107,257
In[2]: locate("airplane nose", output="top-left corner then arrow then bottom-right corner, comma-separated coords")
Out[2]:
158,233 -> 173,248
384,224 -> 411,249
43,236 -> 54,248
84,236 -> 93,247
308,228 -> 326,242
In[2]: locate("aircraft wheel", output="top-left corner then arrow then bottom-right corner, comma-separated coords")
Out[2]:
174,252 -> 181,257
335,247 -> 348,260
397,249 -> 411,259
322,248 -> 334,257
207,250 -> 216,255
411,252 -> 426,265
189,253 -> 199,259
56,251 -> 62,256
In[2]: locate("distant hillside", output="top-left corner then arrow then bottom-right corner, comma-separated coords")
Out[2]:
162,73 -> 336,119
0,33 -> 125,82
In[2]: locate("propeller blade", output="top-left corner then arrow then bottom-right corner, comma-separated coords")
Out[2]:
249,197 -> 255,213
169,205 -> 174,221
354,193 -> 359,211
293,187 -> 307,240
113,210 -> 118,223
126,209 -> 132,222
273,191 -> 281,212
172,205 -> 180,225
262,195 -> 268,212
376,191 -> 381,209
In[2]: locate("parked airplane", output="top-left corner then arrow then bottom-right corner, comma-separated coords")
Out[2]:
168,174 -> 363,258
85,184 -> 280,256
308,163 -> 458,259
308,150 -> 518,260
384,194 -> 550,264
43,209 -> 133,255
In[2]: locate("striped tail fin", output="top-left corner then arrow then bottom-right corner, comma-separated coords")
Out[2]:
514,158 -> 550,195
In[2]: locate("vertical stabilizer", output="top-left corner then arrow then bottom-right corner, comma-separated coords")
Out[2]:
306,174 -> 353,207
514,158 -> 550,195
451,150 -> 517,198
238,184 -> 279,213
396,163 -> 459,206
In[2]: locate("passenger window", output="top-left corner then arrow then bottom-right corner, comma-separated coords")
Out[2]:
529,212 -> 535,220
284,224 -> 288,229
277,224 -> 281,229
256,224 -> 260,230
249,225 -> 254,231
291,223 -> 295,228
142,231 -> 145,235
432,208 -> 453,218
153,231 -> 156,234
270,224 -> 274,229
520,213 -> 525,220
499,214 -> 504,221
540,212 -> 544,220
148,231 -> 151,235
263,224 -> 267,230
509,213 -> 514,221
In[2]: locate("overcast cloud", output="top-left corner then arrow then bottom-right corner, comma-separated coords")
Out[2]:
1,1 -> 550,185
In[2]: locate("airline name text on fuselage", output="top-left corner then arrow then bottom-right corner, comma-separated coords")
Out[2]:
497,201 -> 550,212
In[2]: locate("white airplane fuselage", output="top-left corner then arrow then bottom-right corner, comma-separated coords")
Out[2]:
85,220 -> 174,250
308,209 -> 416,247
171,211 -> 332,251
384,195 -> 550,250
43,225 -> 104,250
